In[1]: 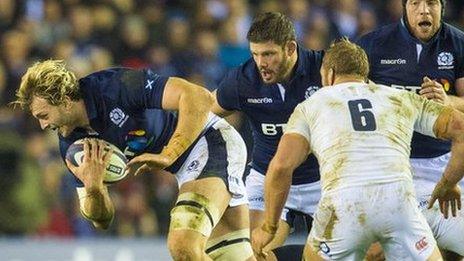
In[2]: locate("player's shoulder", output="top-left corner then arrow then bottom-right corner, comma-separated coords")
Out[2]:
357,22 -> 399,47
299,47 -> 324,62
441,23 -> 464,44
442,23 -> 464,38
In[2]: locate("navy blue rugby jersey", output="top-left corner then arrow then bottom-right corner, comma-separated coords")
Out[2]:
59,68 -> 215,186
358,20 -> 464,158
216,45 -> 323,185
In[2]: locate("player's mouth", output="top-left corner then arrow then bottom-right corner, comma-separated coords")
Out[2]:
418,21 -> 432,30
260,70 -> 273,81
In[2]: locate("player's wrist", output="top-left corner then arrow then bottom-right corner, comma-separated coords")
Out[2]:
160,134 -> 193,165
261,222 -> 278,235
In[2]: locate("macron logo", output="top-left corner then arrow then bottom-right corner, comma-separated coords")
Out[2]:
247,97 -> 273,104
381,59 -> 407,65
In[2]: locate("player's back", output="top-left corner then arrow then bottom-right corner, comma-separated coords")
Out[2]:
295,82 -> 440,192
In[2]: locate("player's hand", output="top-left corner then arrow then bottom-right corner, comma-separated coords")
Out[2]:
251,222 -> 277,259
66,138 -> 113,189
419,77 -> 449,105
126,153 -> 172,176
428,179 -> 461,219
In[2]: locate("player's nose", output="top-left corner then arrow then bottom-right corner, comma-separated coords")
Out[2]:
39,119 -> 49,130
418,1 -> 431,15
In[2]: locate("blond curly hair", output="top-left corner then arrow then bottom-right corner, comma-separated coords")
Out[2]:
14,60 -> 80,110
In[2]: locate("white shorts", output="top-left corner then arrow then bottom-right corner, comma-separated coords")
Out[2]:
307,181 -> 436,261
175,120 -> 248,207
412,153 -> 464,255
245,168 -> 320,221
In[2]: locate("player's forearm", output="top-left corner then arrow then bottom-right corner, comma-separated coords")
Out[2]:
82,186 -> 114,229
161,82 -> 213,162
447,95 -> 464,112
438,109 -> 464,185
442,140 -> 464,186
264,160 -> 293,228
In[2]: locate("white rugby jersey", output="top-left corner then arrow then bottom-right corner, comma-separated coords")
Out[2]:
285,81 -> 446,192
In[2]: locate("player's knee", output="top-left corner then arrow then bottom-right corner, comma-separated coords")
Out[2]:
170,192 -> 221,237
168,238 -> 204,261
206,229 -> 253,261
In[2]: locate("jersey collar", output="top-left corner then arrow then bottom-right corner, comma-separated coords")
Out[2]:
399,18 -> 442,46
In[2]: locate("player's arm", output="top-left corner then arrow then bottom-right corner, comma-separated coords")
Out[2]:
428,107 -> 464,217
212,90 -> 235,117
76,186 -> 114,229
264,133 -> 310,229
156,77 -> 214,165
252,103 -> 312,255
67,139 -> 115,229
446,78 -> 464,112
420,76 -> 464,112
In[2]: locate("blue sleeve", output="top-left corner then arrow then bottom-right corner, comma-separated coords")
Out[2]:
118,68 -> 169,110
216,69 -> 242,111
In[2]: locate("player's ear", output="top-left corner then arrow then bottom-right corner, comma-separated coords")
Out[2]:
286,41 -> 297,56
328,68 -> 335,86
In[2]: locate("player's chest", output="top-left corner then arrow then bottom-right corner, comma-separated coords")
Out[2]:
371,45 -> 458,92
91,107 -> 163,157
241,82 -> 321,119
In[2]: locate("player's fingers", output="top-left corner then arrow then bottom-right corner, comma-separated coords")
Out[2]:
420,92 -> 435,100
423,76 -> 432,83
89,138 -> 98,160
83,139 -> 90,162
419,87 -> 434,95
444,201 -> 449,219
65,159 -> 78,173
439,199 -> 445,214
451,199 -> 457,217
103,147 -> 114,164
127,154 -> 150,167
134,163 -> 150,176
428,195 -> 437,209
458,198 -> 462,210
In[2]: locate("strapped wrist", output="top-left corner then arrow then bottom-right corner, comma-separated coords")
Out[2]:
261,222 -> 278,234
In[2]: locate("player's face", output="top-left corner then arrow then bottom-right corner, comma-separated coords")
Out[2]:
406,0 -> 442,42
30,96 -> 80,137
250,41 -> 293,84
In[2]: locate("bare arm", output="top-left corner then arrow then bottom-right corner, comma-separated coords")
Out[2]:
263,133 -> 310,230
159,77 -> 214,163
68,139 -> 114,229
77,186 -> 114,229
429,108 -> 464,217
434,107 -> 464,185
447,78 -> 464,112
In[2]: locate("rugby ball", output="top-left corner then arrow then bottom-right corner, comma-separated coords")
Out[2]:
65,138 -> 128,184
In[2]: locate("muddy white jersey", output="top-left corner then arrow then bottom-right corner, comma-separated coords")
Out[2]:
285,82 -> 446,192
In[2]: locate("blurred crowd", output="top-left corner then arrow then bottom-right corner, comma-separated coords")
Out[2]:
1,0 -> 463,238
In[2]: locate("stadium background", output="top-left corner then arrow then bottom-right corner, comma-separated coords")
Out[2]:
0,0 -> 463,259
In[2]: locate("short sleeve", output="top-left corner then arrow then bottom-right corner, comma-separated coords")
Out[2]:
284,102 -> 311,143
410,93 -> 446,137
216,69 -> 242,111
119,68 -> 169,110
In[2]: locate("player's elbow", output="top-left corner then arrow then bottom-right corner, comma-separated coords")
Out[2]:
177,78 -> 214,107
268,157 -> 294,178
93,218 -> 112,230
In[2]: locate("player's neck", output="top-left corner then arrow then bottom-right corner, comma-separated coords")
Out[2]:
74,99 -> 91,127
332,75 -> 366,85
